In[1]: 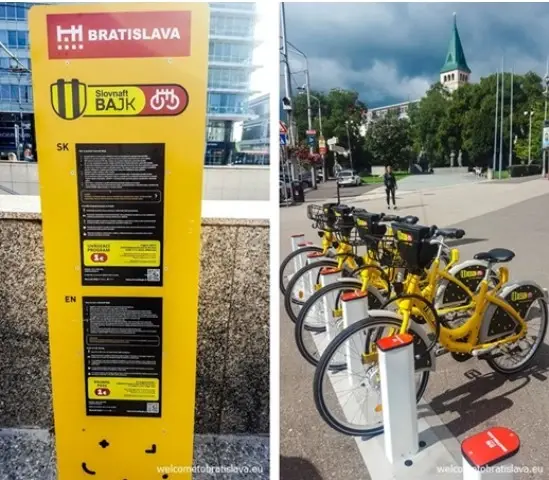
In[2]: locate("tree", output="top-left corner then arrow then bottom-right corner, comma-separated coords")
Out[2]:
407,71 -> 545,169
364,111 -> 413,171
290,88 -> 370,173
408,83 -> 451,166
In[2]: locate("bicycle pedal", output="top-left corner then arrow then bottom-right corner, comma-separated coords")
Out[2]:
434,347 -> 448,357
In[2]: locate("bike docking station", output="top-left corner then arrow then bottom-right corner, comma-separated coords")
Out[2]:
30,3 -> 208,479
357,331 -> 522,480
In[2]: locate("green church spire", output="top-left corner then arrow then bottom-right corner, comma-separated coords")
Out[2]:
440,13 -> 471,74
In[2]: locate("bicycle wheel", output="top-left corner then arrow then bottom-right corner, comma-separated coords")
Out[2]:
313,316 -> 431,437
295,280 -> 386,366
485,285 -> 548,374
283,259 -> 341,323
280,245 -> 323,295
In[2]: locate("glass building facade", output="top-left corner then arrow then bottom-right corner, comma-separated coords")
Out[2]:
236,93 -> 269,165
0,2 -> 259,164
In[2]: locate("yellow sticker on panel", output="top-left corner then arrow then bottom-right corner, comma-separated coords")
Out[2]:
83,240 -> 161,267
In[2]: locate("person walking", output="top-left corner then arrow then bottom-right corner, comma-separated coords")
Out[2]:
383,165 -> 397,209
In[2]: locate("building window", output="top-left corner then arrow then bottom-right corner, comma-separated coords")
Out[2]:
210,3 -> 255,11
0,84 -> 32,103
210,14 -> 254,37
207,93 -> 248,114
205,148 -> 226,166
208,68 -> 249,89
206,120 -> 226,142
5,30 -> 28,49
209,41 -> 252,64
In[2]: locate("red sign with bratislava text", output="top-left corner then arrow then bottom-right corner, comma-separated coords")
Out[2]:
46,10 -> 191,59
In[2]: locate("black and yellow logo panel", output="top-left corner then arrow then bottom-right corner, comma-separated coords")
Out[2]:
51,79 -> 88,120
50,78 -> 189,120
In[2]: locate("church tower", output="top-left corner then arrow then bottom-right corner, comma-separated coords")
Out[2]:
440,13 -> 471,92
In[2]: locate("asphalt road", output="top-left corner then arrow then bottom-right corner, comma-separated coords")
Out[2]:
303,181 -> 380,202
280,184 -> 549,479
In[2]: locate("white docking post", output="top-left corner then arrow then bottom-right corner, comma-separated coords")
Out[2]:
461,427 -> 519,480
318,267 -> 344,359
341,291 -> 369,387
290,233 -> 305,252
376,333 -> 419,464
302,252 -> 326,298
290,234 -> 306,272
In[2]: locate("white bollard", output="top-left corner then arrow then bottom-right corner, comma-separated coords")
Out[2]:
319,267 -> 344,359
341,291 -> 369,387
377,333 -> 418,464
461,427 -> 520,480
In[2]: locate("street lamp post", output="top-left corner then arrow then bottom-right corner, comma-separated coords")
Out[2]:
9,60 -> 26,161
299,89 -> 325,181
288,42 -> 317,189
541,57 -> 549,177
524,110 -> 534,164
345,120 -> 354,171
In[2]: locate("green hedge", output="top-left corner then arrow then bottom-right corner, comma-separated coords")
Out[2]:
508,164 -> 542,177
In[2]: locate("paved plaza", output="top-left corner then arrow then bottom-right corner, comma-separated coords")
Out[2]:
280,176 -> 549,479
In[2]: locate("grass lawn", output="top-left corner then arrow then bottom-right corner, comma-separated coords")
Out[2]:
493,170 -> 510,180
360,172 -> 409,184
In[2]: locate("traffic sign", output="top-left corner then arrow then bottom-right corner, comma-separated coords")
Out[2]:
319,136 -> 327,155
279,120 -> 288,134
327,137 -> 338,146
306,129 -> 316,135
30,3 -> 208,478
280,133 -> 287,146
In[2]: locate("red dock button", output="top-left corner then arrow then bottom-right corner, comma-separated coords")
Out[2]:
461,427 -> 520,469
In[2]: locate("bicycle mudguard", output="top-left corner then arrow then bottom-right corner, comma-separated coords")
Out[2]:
479,281 -> 547,344
434,259 -> 494,308
365,309 -> 436,372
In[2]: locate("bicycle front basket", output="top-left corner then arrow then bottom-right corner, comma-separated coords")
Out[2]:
392,223 -> 437,271
322,202 -> 338,229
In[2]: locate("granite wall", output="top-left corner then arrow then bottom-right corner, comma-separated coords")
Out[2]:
0,215 -> 269,435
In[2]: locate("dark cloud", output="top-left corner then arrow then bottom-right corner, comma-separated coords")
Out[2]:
282,2 -> 549,107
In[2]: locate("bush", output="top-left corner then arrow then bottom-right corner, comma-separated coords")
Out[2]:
508,164 -> 542,177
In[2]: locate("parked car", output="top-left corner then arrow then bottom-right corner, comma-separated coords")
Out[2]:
337,169 -> 361,187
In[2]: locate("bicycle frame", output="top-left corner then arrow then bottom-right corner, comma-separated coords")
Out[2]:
398,265 -> 525,355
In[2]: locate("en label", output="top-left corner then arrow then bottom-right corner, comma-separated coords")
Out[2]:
84,297 -> 162,417
76,143 -> 165,286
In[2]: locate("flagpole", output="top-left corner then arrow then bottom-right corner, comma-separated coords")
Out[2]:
498,57 -> 504,179
509,66 -> 513,168
493,70 -> 499,176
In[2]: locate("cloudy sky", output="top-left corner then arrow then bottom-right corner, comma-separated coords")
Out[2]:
282,2 -> 549,107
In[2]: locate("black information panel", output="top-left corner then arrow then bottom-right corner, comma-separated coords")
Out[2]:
76,143 -> 165,286
84,297 -> 163,417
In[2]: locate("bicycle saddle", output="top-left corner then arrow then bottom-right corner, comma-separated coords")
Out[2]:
382,214 -> 419,225
474,248 -> 515,264
435,228 -> 465,239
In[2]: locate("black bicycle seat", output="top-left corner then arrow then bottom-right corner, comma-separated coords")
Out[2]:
383,214 -> 419,225
474,248 -> 515,264
436,228 -> 465,239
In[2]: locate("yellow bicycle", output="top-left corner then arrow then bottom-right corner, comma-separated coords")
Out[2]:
283,206 -> 406,324
280,203 -> 345,296
313,223 -> 546,436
